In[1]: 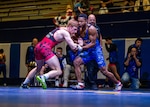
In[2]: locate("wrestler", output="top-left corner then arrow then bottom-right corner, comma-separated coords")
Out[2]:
72,14 -> 122,91
21,19 -> 82,89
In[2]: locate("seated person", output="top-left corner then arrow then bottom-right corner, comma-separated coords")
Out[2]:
98,3 -> 109,14
134,0 -> 150,12
63,45 -> 84,88
74,0 -> 86,18
55,47 -> 66,87
121,47 -> 142,89
99,0 -> 114,12
121,0 -> 135,12
63,33 -> 84,87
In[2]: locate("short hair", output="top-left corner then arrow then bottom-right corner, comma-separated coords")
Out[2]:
78,13 -> 88,20
105,37 -> 112,41
135,38 -> 143,43
67,19 -> 78,27
130,47 -> 137,52
57,47 -> 62,50
0,49 -> 4,53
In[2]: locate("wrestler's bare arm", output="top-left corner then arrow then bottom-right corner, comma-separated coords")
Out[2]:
63,30 -> 78,50
82,26 -> 97,50
100,33 -> 103,47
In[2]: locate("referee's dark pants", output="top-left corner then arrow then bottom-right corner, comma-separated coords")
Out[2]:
85,60 -> 99,90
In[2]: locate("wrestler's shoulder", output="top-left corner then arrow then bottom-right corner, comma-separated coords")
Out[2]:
57,27 -> 69,34
88,24 -> 96,30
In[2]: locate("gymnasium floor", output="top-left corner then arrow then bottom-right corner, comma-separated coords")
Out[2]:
0,86 -> 149,107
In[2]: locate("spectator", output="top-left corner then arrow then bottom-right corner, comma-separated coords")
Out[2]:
89,5 -> 94,14
66,4 -> 74,16
25,38 -> 38,86
0,49 -> 7,86
74,0 -> 85,18
63,34 -> 84,87
127,38 -> 143,58
99,0 -> 114,12
134,0 -> 150,12
62,44 -> 85,87
121,47 -> 142,89
55,47 -> 66,87
62,45 -> 74,87
121,0 -> 135,12
105,37 -> 121,87
53,5 -> 74,27
80,0 -> 89,14
98,3 -> 109,14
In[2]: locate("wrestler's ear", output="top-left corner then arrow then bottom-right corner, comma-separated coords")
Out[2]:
67,26 -> 71,32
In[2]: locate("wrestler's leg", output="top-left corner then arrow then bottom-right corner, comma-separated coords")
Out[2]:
73,56 -> 84,83
109,64 -> 121,81
100,66 -> 119,84
21,60 -> 44,88
95,46 -> 122,91
99,66 -> 122,91
71,56 -> 86,90
93,46 -> 118,84
44,55 -> 62,78
36,55 -> 62,89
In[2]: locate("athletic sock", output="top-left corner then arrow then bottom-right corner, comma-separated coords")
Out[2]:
43,74 -> 49,80
23,78 -> 30,84
116,81 -> 121,85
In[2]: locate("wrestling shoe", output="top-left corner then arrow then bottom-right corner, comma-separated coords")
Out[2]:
71,83 -> 85,90
36,75 -> 47,89
114,82 -> 123,91
20,84 -> 30,89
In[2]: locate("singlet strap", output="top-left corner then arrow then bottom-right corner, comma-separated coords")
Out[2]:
46,32 -> 56,42
46,28 -> 59,42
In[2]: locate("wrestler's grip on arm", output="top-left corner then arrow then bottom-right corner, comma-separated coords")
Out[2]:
77,45 -> 83,52
63,31 -> 79,51
72,37 -> 83,52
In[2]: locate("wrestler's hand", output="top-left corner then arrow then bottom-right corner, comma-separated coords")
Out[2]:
77,45 -> 83,52
72,44 -> 78,52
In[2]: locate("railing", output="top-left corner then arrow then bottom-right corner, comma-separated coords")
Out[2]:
0,0 -> 68,22
97,19 -> 150,25
0,4 -> 149,22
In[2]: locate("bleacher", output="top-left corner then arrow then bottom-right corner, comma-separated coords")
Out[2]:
0,0 -> 71,22
89,0 -> 124,14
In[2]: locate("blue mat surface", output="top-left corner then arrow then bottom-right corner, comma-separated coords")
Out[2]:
0,87 -> 150,107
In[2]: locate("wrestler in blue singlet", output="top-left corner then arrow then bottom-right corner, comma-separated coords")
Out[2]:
80,26 -> 106,68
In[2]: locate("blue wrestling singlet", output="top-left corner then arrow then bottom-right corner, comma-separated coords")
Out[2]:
80,27 -> 106,68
